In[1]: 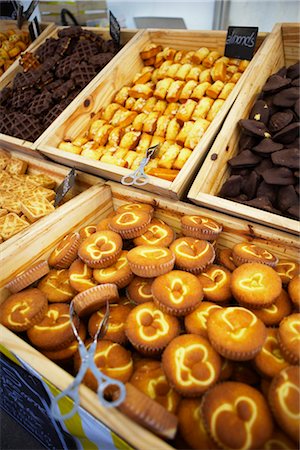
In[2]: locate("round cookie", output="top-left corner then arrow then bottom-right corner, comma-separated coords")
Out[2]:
125,301 -> 180,355
288,274 -> 300,310
248,289 -> 292,326
42,323 -> 86,361
38,269 -> 75,302
69,258 -> 97,292
78,230 -> 122,269
109,210 -> 151,239
254,328 -> 290,378
231,263 -> 282,309
152,270 -> 203,316
79,224 -> 97,239
268,366 -> 300,443
127,245 -> 175,278
277,313 -> 300,364
232,242 -> 278,267
275,260 -> 300,285
207,306 -> 267,360
88,303 -> 131,344
181,214 -> 222,240
177,398 -> 215,449
202,382 -> 273,450
170,237 -> 215,274
198,264 -> 232,304
184,302 -> 223,338
130,359 -> 181,414
74,339 -> 133,393
6,260 -> 50,294
72,284 -> 119,317
93,250 -> 133,288
126,276 -> 154,304
133,218 -> 175,247
162,334 -> 221,396
116,202 -> 154,217
27,303 -> 78,350
48,232 -> 82,268
217,248 -> 237,272
0,288 -> 47,332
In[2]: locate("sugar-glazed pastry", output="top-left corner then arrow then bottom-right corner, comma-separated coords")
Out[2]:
42,323 -> 86,362
232,242 -> 278,267
126,276 -> 154,304
133,218 -> 175,247
5,260 -> 50,294
198,264 -> 232,304
93,250 -> 133,288
115,202 -> 154,217
69,258 -> 97,292
48,232 -> 82,268
162,334 -> 221,396
130,359 -> 181,414
207,306 -> 267,360
152,270 -> 203,316
127,245 -> 175,278
277,313 -> 300,364
0,288 -> 47,332
217,248 -> 237,272
231,263 -> 282,309
184,302 -> 223,338
248,289 -> 292,326
275,259 -> 300,285
88,303 -> 131,344
261,431 -> 297,450
38,269 -> 75,302
202,382 -> 273,450
78,230 -> 122,269
72,284 -> 119,317
181,214 -> 222,240
125,301 -> 180,355
170,237 -> 215,274
268,366 -> 300,443
109,210 -> 151,239
253,328 -> 290,378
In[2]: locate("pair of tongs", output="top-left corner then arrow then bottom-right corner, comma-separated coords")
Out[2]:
121,144 -> 159,186
15,1 -> 40,39
51,300 -> 126,421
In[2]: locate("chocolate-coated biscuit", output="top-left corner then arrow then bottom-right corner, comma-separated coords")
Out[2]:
249,99 -> 270,124
12,89 -> 36,109
286,61 -> 300,80
56,36 -> 72,56
58,26 -> 83,39
28,91 -> 53,116
239,119 -> 270,138
36,37 -> 58,62
262,167 -> 295,185
219,175 -> 242,198
271,147 -> 300,169
277,185 -> 298,211
255,159 -> 275,176
73,40 -> 99,60
241,170 -> 260,199
256,181 -> 277,203
273,87 -> 299,108
228,149 -> 261,168
90,52 -> 114,69
262,74 -> 291,93
52,79 -> 75,101
70,62 -> 96,88
252,138 -> 283,154
287,202 -> 300,219
273,122 -> 300,144
268,110 -> 294,133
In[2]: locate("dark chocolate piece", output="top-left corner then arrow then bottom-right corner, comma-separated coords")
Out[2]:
244,197 -> 281,214
228,150 -> 261,168
257,181 -> 277,204
90,52 -> 115,69
287,61 -> 300,80
294,99 -> 300,118
292,78 -> 300,87
277,185 -> 298,211
255,159 -> 275,176
287,203 -> 300,219
252,138 -> 283,154
273,87 -> 299,108
268,110 -> 294,133
271,147 -> 300,169
249,100 -> 269,124
262,167 -> 295,185
273,122 -> 300,145
238,133 -> 258,152
262,74 -> 291,93
241,171 -> 260,199
0,87 -> 12,106
239,119 -> 271,138
285,137 -> 300,148
275,66 -> 287,78
219,175 -> 242,198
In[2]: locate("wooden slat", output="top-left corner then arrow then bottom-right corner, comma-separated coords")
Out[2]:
188,23 -> 300,234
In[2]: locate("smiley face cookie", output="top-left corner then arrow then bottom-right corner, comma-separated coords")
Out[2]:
126,276 -> 154,304
69,258 -> 97,292
38,269 -> 75,302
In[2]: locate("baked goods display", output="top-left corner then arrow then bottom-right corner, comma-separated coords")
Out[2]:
0,28 -> 30,76
0,150 -> 60,242
58,44 -> 250,181
1,200 -> 299,449
219,61 -> 300,220
0,26 -> 120,142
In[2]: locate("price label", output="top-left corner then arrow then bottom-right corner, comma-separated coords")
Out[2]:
109,10 -> 121,47
54,168 -> 77,207
225,26 -> 258,60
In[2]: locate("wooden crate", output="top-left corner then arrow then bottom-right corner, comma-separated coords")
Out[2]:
0,26 -> 141,156
37,28 -> 269,199
0,180 -> 299,449
0,148 -> 103,256
0,20 -> 55,85
188,23 -> 300,234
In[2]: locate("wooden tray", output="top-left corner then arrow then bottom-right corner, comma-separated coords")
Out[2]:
37,28 -> 269,199
0,19 -> 55,86
188,23 -> 300,235
0,180 -> 299,449
0,26 -> 141,157
0,148 -> 103,255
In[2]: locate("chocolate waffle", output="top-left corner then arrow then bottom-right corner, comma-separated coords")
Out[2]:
90,52 -> 115,69
72,40 -> 99,61
44,102 -> 66,128
19,52 -> 40,73
36,38 -> 58,63
13,69 -> 42,91
71,62 -> 96,88
28,91 -> 53,116
46,79 -> 64,92
56,37 -> 72,57
58,26 -> 83,39
55,55 -> 79,79
10,113 -> 42,142
12,89 -> 36,109
102,39 -> 119,53
0,87 -> 12,106
52,79 -> 75,101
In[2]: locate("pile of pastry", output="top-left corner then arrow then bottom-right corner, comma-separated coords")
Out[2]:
0,150 -> 56,242
0,28 -> 30,76
59,44 -> 249,181
1,201 -> 299,450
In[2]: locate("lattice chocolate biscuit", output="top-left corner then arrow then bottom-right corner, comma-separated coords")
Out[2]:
28,91 -> 53,116
35,38 -> 58,63
5,158 -> 28,176
52,79 -> 75,101
26,174 -> 56,189
21,195 -> 55,222
0,213 -> 29,240
55,55 -> 79,79
10,113 -> 43,142
58,26 -> 83,39
0,87 -> 12,106
70,62 -> 96,88
73,40 -> 98,60
11,88 -> 37,109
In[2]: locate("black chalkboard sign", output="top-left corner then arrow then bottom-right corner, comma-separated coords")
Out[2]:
225,26 -> 259,60
54,167 -> 77,207
0,353 -> 76,450
109,10 -> 121,47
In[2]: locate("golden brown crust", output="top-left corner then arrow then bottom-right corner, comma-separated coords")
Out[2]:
72,283 -> 119,317
248,289 -> 292,326
109,211 -> 151,239
126,276 -> 154,304
69,258 -> 97,292
127,245 -> 175,278
170,237 -> 215,274
38,269 -> 75,302
78,230 -> 122,269
133,218 -> 175,247
184,302 -> 223,338
232,242 -> 278,267
88,304 -> 131,344
198,264 -> 232,303
253,328 -> 290,378
6,260 -> 49,294
288,274 -> 300,310
277,313 -> 300,364
48,232 -> 82,269
181,215 -> 222,240
93,250 -> 133,288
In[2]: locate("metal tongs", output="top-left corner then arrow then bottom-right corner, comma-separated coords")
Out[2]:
51,300 -> 126,421
121,144 -> 159,186
14,1 -> 40,40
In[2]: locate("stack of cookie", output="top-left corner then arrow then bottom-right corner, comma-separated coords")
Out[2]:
0,202 -> 299,449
